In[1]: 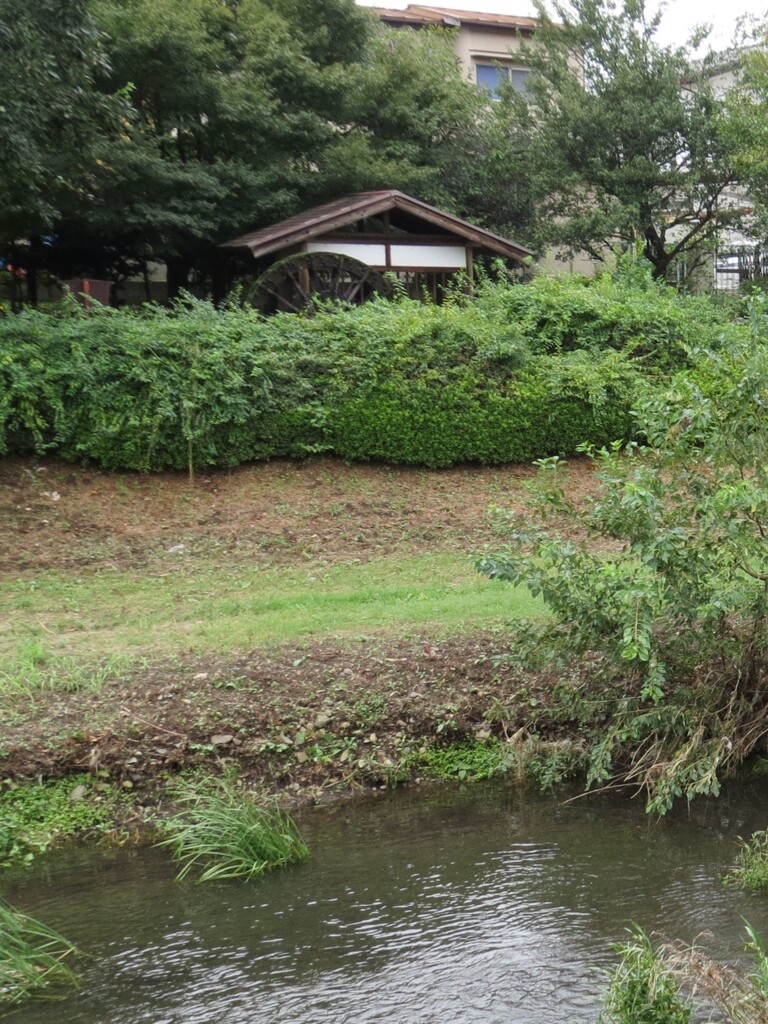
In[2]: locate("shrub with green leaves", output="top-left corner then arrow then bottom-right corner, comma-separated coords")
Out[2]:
0,269 -> 725,472
476,263 -> 737,369
479,296 -> 768,813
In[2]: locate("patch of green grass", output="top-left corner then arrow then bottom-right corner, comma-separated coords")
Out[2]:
0,646 -> 134,697
0,553 -> 543,685
415,740 -> 507,782
0,900 -> 79,1009
0,775 -> 128,867
724,830 -> 768,891
157,779 -> 308,882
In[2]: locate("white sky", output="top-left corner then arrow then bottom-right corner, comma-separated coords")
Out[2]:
356,0 -> 768,52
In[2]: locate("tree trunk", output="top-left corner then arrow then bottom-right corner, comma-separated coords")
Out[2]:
166,257 -> 192,302
26,236 -> 40,306
210,259 -> 228,307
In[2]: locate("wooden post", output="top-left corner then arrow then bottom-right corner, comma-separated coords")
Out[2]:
299,265 -> 311,297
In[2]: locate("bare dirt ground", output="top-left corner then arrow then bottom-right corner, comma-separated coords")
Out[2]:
0,455 -> 600,573
0,456 -> 600,798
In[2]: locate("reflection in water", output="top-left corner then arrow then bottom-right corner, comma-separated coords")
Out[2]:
6,781 -> 768,1024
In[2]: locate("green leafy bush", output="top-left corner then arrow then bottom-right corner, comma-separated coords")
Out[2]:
476,262 -> 739,368
479,297 -> 768,813
0,271 -> 722,472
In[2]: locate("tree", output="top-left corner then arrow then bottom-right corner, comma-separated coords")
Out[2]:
314,25 -> 485,209
490,0 -> 740,280
59,0 -> 482,298
722,34 -> 768,244
0,0 -> 121,302
438,95 -> 543,248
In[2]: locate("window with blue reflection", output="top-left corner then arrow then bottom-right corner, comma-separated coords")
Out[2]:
475,63 -> 529,98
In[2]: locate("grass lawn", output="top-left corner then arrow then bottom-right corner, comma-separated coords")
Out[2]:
0,551 -> 543,690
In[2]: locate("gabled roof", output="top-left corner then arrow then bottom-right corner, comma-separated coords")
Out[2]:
220,190 -> 534,262
373,5 -> 536,33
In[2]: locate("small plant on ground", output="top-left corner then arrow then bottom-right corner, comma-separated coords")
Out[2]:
724,830 -> 768,891
415,739 -> 506,782
503,732 -> 585,790
157,778 -> 308,882
600,926 -> 691,1024
0,899 -> 79,1009
0,775 -> 128,868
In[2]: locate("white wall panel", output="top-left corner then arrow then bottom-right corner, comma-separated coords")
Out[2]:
307,241 -> 386,264
389,245 -> 466,268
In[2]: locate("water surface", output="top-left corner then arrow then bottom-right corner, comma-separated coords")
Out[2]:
7,781 -> 768,1023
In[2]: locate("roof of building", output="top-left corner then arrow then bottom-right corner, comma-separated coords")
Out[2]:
220,190 -> 534,262
373,4 -> 536,33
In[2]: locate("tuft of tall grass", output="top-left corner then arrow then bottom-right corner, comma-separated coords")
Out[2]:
157,780 -> 308,882
600,926 -> 691,1024
724,830 -> 768,891
0,900 -> 78,1008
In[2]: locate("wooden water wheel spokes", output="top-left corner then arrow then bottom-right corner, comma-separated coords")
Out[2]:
250,251 -> 391,314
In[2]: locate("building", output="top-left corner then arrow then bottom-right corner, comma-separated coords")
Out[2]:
221,189 -> 534,312
373,4 -> 535,96
696,49 -> 766,293
372,5 -> 600,278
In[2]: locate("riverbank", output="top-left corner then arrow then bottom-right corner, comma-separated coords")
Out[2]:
2,630 -> 571,797
1,455 -> 601,819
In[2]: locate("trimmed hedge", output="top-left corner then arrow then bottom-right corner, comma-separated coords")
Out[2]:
325,353 -> 635,466
0,273 -> 727,472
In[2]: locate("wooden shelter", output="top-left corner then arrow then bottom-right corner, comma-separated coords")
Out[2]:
220,190 -> 534,313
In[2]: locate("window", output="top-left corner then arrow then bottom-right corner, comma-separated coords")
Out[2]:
475,63 -> 529,99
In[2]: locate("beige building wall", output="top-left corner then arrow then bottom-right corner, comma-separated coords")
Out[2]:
453,24 -> 527,78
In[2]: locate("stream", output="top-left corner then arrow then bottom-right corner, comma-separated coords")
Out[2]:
6,780 -> 768,1023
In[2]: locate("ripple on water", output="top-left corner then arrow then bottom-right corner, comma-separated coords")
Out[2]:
6,781 -> 768,1024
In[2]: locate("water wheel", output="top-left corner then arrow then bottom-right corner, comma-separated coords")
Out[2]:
249,251 -> 391,314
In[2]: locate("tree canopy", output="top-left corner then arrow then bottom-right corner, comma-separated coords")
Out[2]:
2,0 -> 483,299
3,0 -> 755,297
722,35 -> 768,243
0,0 -> 123,300
490,0 -> 740,280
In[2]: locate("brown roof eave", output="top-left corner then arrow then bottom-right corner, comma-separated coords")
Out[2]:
374,5 -> 537,33
220,189 -> 535,263
389,194 -> 534,261
220,192 -> 402,259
